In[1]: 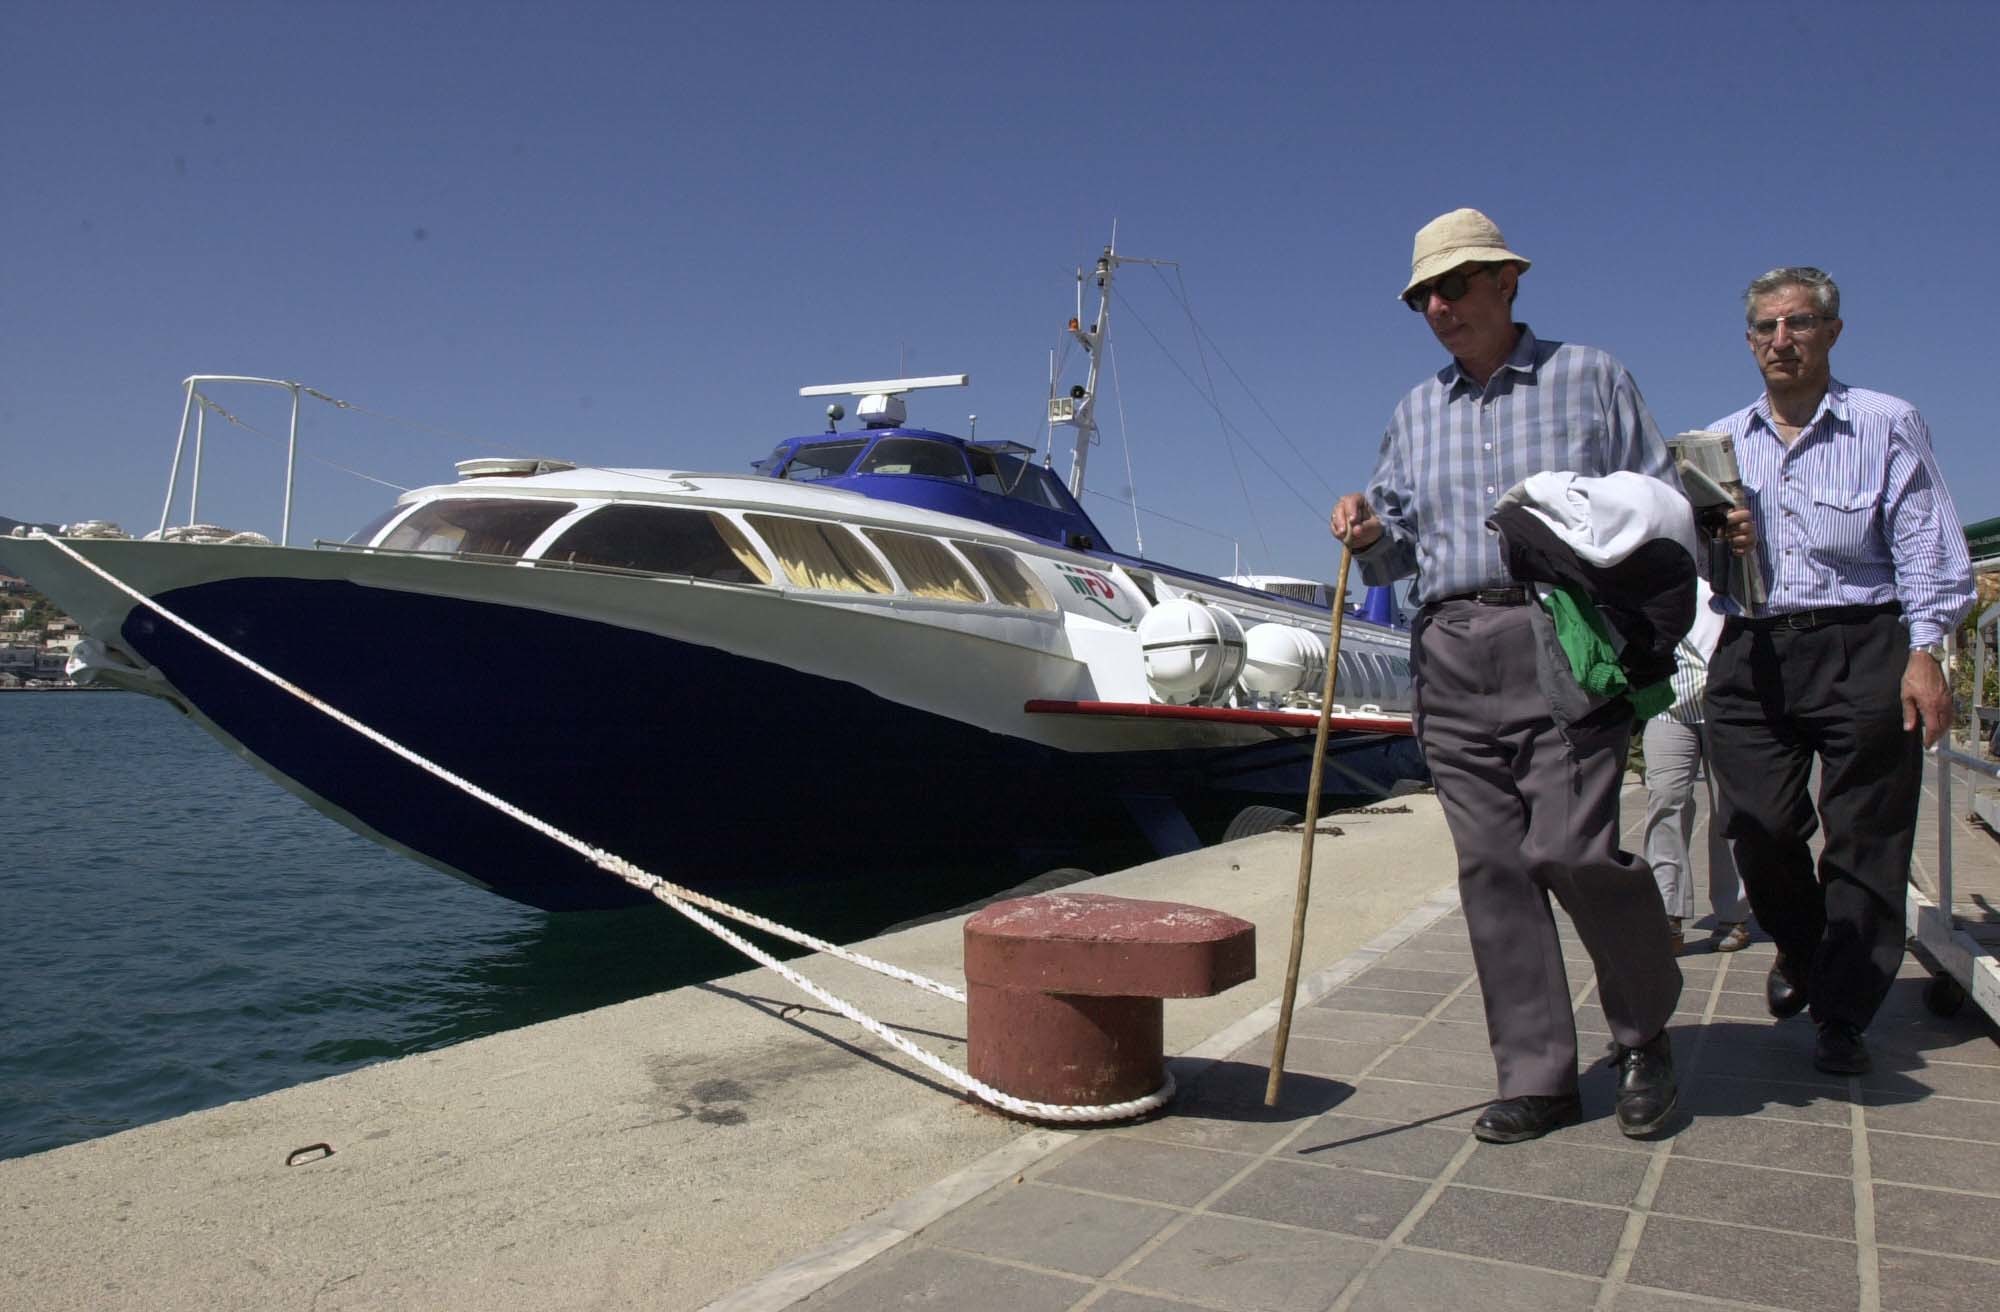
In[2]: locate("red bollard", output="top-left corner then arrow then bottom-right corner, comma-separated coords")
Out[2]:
964,892 -> 1255,1110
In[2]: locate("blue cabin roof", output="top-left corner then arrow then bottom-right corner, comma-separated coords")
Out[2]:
756,427 -> 1112,550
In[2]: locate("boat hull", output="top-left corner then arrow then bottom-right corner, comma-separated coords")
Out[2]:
0,536 -> 1423,920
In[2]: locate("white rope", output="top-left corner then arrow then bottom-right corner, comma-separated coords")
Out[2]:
41,535 -> 1173,1122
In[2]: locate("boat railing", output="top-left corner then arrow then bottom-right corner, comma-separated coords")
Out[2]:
160,376 -> 305,547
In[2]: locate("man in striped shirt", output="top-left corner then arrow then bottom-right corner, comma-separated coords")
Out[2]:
1332,208 -> 1751,1145
1703,266 -> 1974,1077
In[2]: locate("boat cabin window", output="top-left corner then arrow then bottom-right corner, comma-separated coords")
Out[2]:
744,515 -> 893,594
855,438 -> 970,481
346,503 -> 413,546
379,498 -> 577,558
951,541 -> 1056,612
542,506 -> 771,584
965,449 -> 1070,510
776,440 -> 867,482
861,529 -> 983,602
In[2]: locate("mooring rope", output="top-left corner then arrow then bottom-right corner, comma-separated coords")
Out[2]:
41,535 -> 1173,1122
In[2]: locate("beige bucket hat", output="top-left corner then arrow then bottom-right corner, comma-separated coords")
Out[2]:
1400,208 -> 1531,299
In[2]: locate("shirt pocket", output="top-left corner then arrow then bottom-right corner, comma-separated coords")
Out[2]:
1806,486 -> 1879,559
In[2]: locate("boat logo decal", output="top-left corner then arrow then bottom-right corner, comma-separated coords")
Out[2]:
1054,564 -> 1133,623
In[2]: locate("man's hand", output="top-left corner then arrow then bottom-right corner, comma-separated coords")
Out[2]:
1903,649 -> 1952,749
1330,494 -> 1382,550
1722,506 -> 1756,557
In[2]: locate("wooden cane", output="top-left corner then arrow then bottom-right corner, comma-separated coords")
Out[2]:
1265,543 -> 1354,1106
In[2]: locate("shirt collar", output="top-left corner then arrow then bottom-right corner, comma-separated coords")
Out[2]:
1752,377 -> 1848,434
1438,323 -> 1538,390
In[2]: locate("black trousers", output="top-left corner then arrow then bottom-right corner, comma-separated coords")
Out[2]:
1704,609 -> 1921,1031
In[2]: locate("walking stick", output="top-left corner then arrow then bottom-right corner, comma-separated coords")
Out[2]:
1265,544 -> 1353,1106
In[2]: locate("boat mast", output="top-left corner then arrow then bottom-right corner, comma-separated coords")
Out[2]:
1054,234 -> 1174,500
1057,247 -> 1115,499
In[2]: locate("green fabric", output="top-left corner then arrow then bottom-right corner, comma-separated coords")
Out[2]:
1536,585 -> 1673,720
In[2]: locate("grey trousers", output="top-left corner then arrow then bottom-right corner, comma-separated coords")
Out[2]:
1412,601 -> 1683,1098
1640,717 -> 1748,923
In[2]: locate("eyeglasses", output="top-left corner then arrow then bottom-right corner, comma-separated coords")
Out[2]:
1403,265 -> 1494,313
1749,312 -> 1832,340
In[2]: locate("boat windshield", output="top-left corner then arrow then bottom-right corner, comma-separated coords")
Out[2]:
855,438 -> 970,481
776,440 -> 866,482
966,448 -> 1071,510
379,498 -> 576,557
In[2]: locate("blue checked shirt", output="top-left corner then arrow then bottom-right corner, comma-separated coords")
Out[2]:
1356,325 -> 1676,605
1708,380 -> 1973,647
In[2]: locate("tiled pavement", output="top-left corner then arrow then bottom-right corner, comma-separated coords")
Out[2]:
794,914 -> 2000,1312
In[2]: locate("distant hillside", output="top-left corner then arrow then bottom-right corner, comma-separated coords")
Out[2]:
1,514 -> 61,537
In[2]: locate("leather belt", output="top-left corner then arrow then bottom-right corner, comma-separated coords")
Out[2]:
1726,601 -> 1900,633
1434,585 -> 1530,607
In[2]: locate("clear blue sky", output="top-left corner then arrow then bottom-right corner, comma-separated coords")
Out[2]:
5,1 -> 1994,581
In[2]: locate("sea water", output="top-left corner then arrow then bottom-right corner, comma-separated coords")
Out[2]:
0,692 -> 750,1161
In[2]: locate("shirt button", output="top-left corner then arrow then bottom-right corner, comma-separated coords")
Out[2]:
1482,443 -> 1491,451
1485,486 -> 1495,494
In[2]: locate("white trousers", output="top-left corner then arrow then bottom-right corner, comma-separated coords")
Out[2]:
1641,716 -> 1748,923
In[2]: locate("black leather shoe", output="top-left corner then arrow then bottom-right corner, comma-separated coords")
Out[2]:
1814,1022 -> 1871,1075
1766,958 -> 1809,1019
1472,1093 -> 1582,1144
1613,1031 -> 1678,1138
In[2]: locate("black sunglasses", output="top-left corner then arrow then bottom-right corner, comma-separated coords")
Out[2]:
1404,265 -> 1494,313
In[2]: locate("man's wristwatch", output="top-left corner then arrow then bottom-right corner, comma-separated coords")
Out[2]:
1916,643 -> 1948,664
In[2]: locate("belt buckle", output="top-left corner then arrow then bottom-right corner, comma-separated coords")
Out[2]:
1781,609 -> 1819,630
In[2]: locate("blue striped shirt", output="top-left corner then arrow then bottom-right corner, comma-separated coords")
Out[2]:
1357,325 -> 1675,605
1708,380 -> 1973,647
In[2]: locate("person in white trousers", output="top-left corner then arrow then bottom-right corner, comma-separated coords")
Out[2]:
1642,579 -> 1751,953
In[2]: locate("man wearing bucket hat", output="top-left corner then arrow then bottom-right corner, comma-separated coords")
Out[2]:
1331,208 -> 1741,1144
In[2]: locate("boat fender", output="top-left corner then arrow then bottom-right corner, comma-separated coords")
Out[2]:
1136,599 -> 1247,705
1240,622 -> 1327,697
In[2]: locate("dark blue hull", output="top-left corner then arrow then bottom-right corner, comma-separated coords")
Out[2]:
124,579 -> 1422,920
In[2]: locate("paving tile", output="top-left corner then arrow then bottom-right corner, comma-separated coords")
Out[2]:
1626,1216 -> 1858,1311
919,1181 -> 1176,1277
1172,1061 -> 1350,1123
1404,1185 -> 1628,1276
1872,1181 -> 2000,1256
1318,986 -> 1446,1018
1209,1159 -> 1428,1239
1649,1158 -> 1854,1239
1288,1112 -> 1468,1178
1610,1289 -> 1766,1311
1123,1110 -> 1303,1157
1708,989 -> 1797,1021
1035,1137 -> 1252,1208
1453,1137 -> 1652,1206
1346,1248 -> 1601,1311
1406,930 -> 1475,955
1230,1033 -> 1392,1079
1398,1017 -> 1493,1055
1691,1040 -> 1849,1088
1288,1007 -> 1419,1045
1349,965 -> 1468,995
1441,993 -> 1493,1024
1365,1043 -> 1498,1092
1117,1213 -> 1376,1312
1868,1016 -> 2000,1067
1664,1112 -> 1853,1175
1862,1091 -> 2000,1143
800,1244 -> 1086,1311
1089,1292 -> 1212,1312
1327,1077 -> 1488,1128
1380,947 -> 1478,975
1866,1128 -> 2000,1193
1876,1247 -> 2000,1312
1860,1053 -> 2000,1099
1682,1075 -> 1859,1126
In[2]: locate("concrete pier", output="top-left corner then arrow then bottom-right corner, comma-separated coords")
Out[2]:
5,780 -> 1997,1312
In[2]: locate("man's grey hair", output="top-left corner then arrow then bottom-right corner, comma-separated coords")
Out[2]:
1744,267 -> 1840,322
